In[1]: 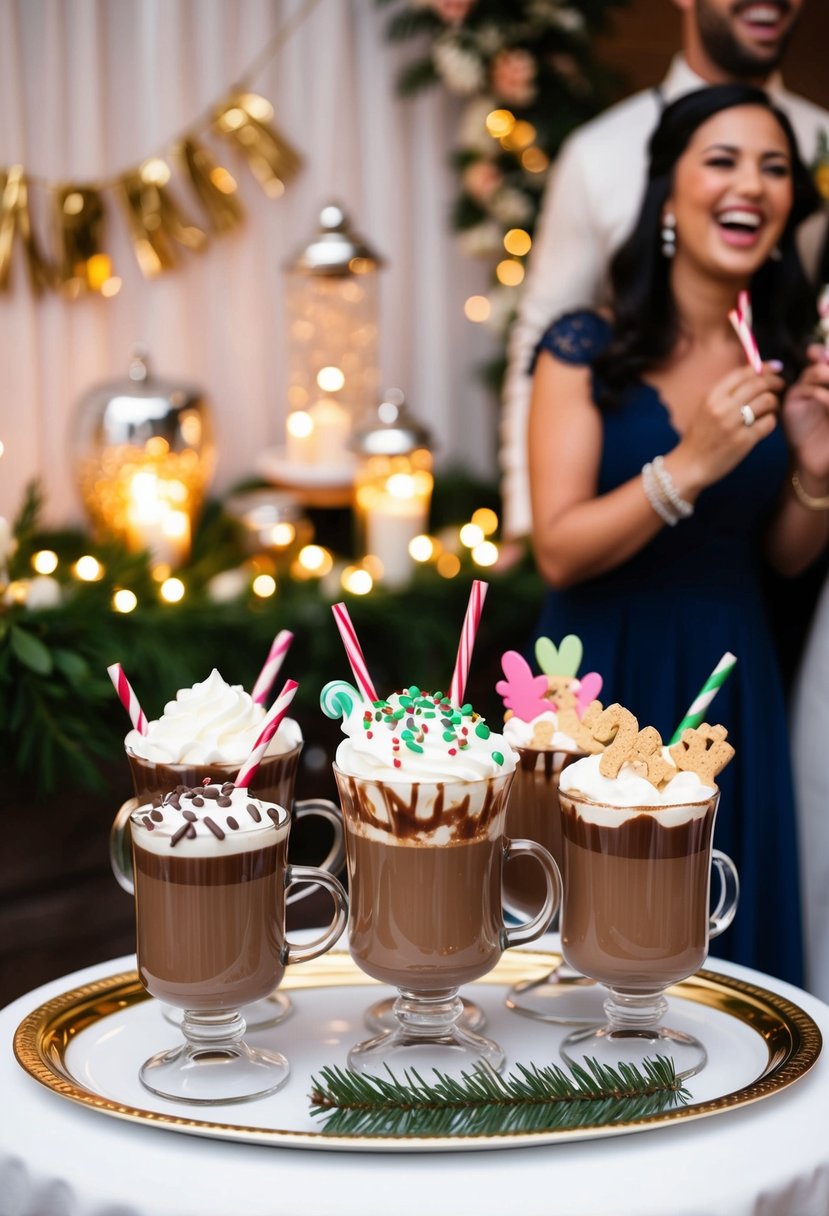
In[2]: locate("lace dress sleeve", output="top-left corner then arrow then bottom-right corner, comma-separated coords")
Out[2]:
530,309 -> 612,371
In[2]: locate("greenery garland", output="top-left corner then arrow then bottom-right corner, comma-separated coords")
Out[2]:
0,477 -> 542,796
379,0 -> 627,374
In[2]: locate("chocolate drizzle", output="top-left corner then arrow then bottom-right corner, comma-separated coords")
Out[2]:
337,772 -> 512,842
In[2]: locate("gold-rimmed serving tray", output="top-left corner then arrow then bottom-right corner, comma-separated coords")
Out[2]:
13,950 -> 822,1153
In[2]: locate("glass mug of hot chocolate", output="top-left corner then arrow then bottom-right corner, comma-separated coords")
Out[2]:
129,782 -> 348,1104
326,684 -> 561,1076
110,670 -> 345,1027
555,709 -> 739,1080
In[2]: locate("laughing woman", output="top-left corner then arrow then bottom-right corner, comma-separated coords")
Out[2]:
528,84 -> 829,985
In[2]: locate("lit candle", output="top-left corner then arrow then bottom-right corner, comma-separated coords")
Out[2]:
365,473 -> 428,588
125,472 -> 191,566
307,397 -> 352,467
286,410 -> 315,464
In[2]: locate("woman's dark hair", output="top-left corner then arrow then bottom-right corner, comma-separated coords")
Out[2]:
595,84 -> 820,404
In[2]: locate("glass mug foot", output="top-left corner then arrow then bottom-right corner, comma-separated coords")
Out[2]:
140,1009 -> 291,1104
349,990 -> 504,1077
363,995 -> 486,1035
505,964 -> 606,1026
559,989 -> 708,1081
161,989 -> 292,1031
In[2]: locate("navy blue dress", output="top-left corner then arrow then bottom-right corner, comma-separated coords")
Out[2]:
533,310 -> 803,985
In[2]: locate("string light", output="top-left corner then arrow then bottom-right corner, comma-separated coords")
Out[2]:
297,544 -> 333,576
496,259 -> 524,287
317,366 -> 345,392
32,550 -> 58,574
486,109 -> 515,138
471,508 -> 499,536
436,552 -> 461,579
459,523 -> 485,549
252,573 -> 277,598
341,565 -> 373,595
73,555 -> 104,581
503,229 -> 531,257
464,295 -> 491,323
160,576 -> 185,602
409,535 -> 436,562
472,541 -> 498,567
112,588 -> 138,613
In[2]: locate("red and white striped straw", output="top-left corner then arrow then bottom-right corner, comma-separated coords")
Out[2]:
448,579 -> 488,706
729,292 -> 762,374
331,602 -> 378,703
107,663 -> 148,735
251,629 -> 294,704
235,678 -> 299,789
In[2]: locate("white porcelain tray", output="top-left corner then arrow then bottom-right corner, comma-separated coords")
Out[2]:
13,950 -> 821,1153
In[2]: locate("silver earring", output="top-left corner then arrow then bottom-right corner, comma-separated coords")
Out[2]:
661,212 -> 676,259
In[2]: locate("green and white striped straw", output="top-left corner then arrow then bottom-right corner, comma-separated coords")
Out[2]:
669,652 -> 737,744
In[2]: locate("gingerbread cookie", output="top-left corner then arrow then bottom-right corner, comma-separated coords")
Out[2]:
669,723 -> 734,785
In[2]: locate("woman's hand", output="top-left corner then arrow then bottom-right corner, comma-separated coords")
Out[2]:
669,363 -> 784,495
783,344 -> 829,484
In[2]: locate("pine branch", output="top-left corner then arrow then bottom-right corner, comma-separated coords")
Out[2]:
309,1056 -> 690,1137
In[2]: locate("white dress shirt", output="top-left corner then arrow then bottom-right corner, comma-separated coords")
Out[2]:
500,54 -> 829,540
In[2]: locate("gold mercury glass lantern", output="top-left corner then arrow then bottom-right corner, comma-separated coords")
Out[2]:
72,347 -> 215,568
351,389 -> 434,589
282,202 -> 384,475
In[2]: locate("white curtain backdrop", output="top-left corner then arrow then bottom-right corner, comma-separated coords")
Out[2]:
0,0 -> 497,526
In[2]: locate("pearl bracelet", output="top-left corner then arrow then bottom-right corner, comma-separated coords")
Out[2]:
641,462 -> 680,526
652,455 -> 694,518
791,470 -> 829,511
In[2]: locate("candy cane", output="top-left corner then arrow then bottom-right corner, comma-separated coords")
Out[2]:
107,663 -> 148,735
448,579 -> 488,706
235,679 -> 299,789
251,629 -> 294,704
729,292 -> 762,374
331,603 -> 377,703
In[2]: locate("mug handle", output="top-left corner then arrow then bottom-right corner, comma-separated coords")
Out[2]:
283,866 -> 348,965
709,848 -> 740,939
501,838 -> 562,949
110,798 -> 139,895
287,799 -> 345,906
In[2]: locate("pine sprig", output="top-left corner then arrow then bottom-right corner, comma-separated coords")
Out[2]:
309,1056 -> 690,1137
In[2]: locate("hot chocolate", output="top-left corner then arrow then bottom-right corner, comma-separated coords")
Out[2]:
559,792 -> 717,991
131,787 -> 292,1010
340,785 -> 508,992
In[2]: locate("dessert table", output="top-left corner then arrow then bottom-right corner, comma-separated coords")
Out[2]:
2,936 -> 828,1216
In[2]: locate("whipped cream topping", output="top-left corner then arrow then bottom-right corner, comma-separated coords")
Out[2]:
559,751 -> 716,823
502,710 -> 578,751
333,687 -> 517,782
131,782 -> 290,856
125,668 -> 302,765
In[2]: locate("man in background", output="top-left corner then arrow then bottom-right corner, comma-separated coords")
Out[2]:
500,0 -> 828,542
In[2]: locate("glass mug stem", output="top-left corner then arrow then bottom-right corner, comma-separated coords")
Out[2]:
501,838 -> 562,949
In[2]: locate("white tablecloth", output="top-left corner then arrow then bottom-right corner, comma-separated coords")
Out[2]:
2,943 -> 829,1216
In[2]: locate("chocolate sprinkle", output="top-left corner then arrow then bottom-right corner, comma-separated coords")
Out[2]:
182,809 -> 197,823
267,807 -> 283,826
191,796 -> 204,807
201,786 -> 220,800
142,816 -> 154,830
226,816 -> 239,830
221,783 -> 235,795
150,809 -> 163,823
171,823 -> 191,847
217,795 -> 232,807
203,816 -> 225,840
247,803 -> 262,822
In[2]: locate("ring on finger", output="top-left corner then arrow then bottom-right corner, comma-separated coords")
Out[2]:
740,404 -> 756,428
